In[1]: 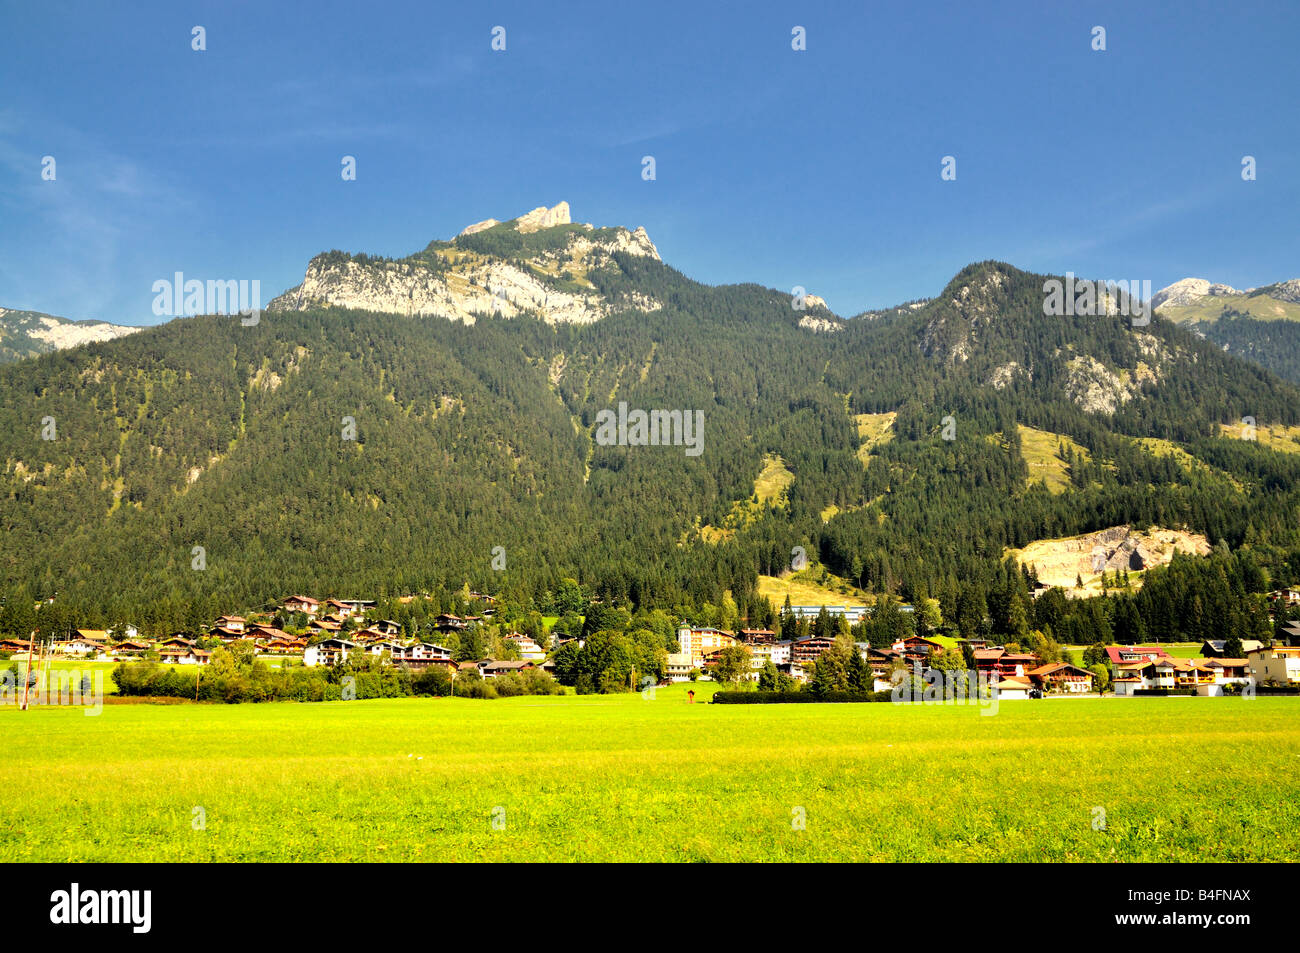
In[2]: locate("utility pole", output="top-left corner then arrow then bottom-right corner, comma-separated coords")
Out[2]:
20,631 -> 37,711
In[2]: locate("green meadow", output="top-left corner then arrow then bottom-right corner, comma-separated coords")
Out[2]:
2,684 -> 1297,862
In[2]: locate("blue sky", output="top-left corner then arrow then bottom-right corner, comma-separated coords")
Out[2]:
1,0 -> 1297,324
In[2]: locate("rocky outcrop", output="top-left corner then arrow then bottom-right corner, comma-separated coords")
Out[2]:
0,307 -> 142,363
1151,275 -> 1300,311
515,201 -> 571,233
1256,278 -> 1300,304
798,314 -> 843,333
1010,525 -> 1212,591
920,270 -> 1008,365
987,361 -> 1030,390
1152,278 -> 1236,310
458,218 -> 499,236
270,203 -> 663,325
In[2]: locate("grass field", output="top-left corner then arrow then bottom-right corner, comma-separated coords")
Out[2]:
1158,294 -> 1300,325
757,570 -> 870,609
4,658 -> 121,694
3,684 -> 1297,862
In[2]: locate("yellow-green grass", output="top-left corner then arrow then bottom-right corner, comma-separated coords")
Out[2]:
1130,437 -> 1244,490
1217,422 -> 1300,454
853,411 -> 896,467
1012,425 -> 1090,494
1132,437 -> 1203,471
757,571 -> 870,609
3,658 -> 120,694
753,453 -> 794,504
700,454 -> 793,541
1158,294 -> 1300,325
2,685 -> 1297,862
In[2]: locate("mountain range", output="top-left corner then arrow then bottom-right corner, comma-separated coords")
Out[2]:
1,204 -> 1298,635
0,307 -> 141,364
1148,276 -> 1300,385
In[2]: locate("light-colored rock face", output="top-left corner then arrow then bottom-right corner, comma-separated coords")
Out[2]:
1152,278 -> 1215,310
798,314 -> 842,333
26,316 -> 142,349
458,218 -> 499,236
515,201 -> 571,233
459,201 -> 571,236
988,361 -> 1029,390
1264,279 -> 1300,304
276,257 -> 614,325
920,271 -> 1008,365
0,307 -> 142,357
269,205 -> 663,325
1010,525 -> 1211,592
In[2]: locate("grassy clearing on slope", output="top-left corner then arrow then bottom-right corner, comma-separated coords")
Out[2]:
853,412 -> 896,468
1217,422 -> 1300,454
753,454 -> 794,504
699,454 -> 793,542
1012,425 -> 1090,494
757,570 -> 869,609
1159,295 -> 1300,325
2,688 -> 1296,862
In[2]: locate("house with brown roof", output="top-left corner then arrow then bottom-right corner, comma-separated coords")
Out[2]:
973,647 -> 1041,680
158,644 -> 210,665
1027,662 -> 1094,694
110,640 -> 151,656
283,596 -> 320,616
790,636 -> 836,665
1189,658 -> 1251,695
895,635 -> 946,662
480,660 -> 535,678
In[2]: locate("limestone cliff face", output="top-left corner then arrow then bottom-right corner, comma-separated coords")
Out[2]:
1152,278 -> 1239,310
270,202 -> 662,325
0,307 -> 142,363
1152,275 -> 1300,311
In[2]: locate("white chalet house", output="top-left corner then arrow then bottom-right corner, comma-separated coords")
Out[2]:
303,638 -> 355,667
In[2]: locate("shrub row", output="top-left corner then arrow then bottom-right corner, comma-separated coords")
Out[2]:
111,658 -> 561,704
1132,688 -> 1197,697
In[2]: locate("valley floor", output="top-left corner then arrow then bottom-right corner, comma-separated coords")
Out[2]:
1,684 -> 1296,862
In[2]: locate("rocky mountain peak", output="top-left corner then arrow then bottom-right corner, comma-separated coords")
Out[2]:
515,201 -> 571,233
269,203 -> 663,326
459,201 -> 572,237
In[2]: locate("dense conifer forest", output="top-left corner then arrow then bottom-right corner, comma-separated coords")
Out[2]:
2,251 -> 1298,641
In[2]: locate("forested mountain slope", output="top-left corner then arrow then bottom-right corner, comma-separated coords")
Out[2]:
2,234 -> 1299,634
